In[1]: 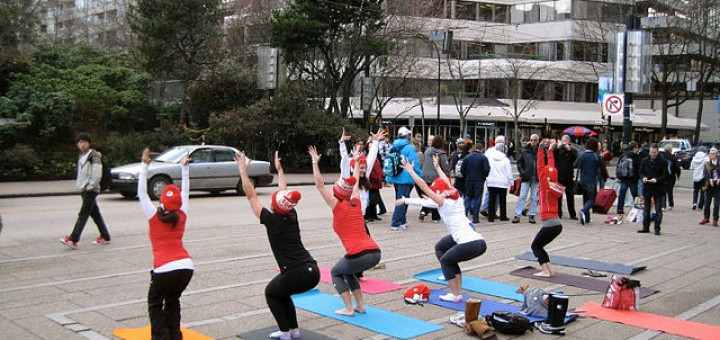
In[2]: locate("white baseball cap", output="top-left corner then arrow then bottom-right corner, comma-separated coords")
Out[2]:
397,126 -> 411,137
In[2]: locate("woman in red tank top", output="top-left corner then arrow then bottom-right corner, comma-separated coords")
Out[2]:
309,145 -> 381,316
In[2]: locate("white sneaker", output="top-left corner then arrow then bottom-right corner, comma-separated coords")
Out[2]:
579,213 -> 586,226
439,293 -> 462,303
269,330 -> 291,340
437,275 -> 446,281
449,312 -> 466,327
390,223 -> 407,231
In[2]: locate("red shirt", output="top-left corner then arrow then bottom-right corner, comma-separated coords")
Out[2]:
149,211 -> 191,268
333,198 -> 379,255
538,148 -> 562,221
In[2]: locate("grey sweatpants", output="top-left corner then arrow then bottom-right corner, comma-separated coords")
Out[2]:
331,251 -> 381,293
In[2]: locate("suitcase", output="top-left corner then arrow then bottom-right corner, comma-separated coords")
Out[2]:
593,188 -> 617,214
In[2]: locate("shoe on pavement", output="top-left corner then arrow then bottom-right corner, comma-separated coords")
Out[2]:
699,218 -> 709,225
569,215 -> 578,220
692,204 -> 697,210
480,210 -> 488,217
439,293 -> 462,303
637,229 -> 650,233
534,322 -> 566,335
269,330 -> 291,340
499,217 -> 510,221
654,230 -> 661,235
713,220 -> 719,227
93,237 -> 110,245
528,216 -> 536,224
289,330 -> 301,339
60,236 -> 77,249
419,212 -> 426,221
390,224 -> 407,231
579,213 -> 586,226
512,216 -> 520,224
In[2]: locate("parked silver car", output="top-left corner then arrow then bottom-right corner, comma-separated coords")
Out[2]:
111,145 -> 273,199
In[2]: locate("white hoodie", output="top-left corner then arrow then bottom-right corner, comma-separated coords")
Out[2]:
486,145 -> 514,189
691,151 -> 709,182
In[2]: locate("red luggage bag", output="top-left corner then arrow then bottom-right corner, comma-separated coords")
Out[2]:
593,188 -> 617,214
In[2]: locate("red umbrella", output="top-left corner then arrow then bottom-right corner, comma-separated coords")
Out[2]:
562,126 -> 597,137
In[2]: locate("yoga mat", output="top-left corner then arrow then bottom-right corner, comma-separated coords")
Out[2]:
427,289 -> 578,324
509,266 -> 659,298
515,252 -> 646,275
113,325 -> 214,340
579,301 -> 720,340
274,266 -> 405,294
237,326 -> 334,340
291,289 -> 443,339
414,268 -> 524,302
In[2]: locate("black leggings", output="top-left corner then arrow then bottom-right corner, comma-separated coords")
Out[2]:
148,269 -> 193,340
434,235 -> 487,280
531,224 -> 563,265
265,263 -> 320,331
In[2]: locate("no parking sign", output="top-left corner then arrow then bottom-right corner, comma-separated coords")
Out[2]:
603,93 -> 625,116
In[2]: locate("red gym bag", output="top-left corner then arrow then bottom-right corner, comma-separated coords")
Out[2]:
602,276 -> 640,311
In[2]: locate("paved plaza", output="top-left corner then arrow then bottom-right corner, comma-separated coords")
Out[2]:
1,176 -> 719,340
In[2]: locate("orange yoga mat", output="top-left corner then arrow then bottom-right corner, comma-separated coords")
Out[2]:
113,325 -> 214,340
578,301 -> 720,340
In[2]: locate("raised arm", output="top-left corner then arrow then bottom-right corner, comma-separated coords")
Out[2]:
180,153 -> 190,214
138,149 -> 157,220
432,154 -> 452,186
364,128 -> 386,173
274,151 -> 287,191
404,160 -> 445,207
309,146 -> 337,208
235,151 -> 263,219
339,128 -> 351,177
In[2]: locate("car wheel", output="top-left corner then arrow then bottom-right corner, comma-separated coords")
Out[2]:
236,177 -> 255,196
119,191 -> 136,199
149,176 -> 171,200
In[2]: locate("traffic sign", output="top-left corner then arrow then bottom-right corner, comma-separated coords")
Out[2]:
603,93 -> 625,116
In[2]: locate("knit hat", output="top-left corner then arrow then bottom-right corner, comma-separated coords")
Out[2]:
271,190 -> 302,215
160,185 -> 182,211
333,176 -> 356,200
350,156 -> 367,168
429,178 -> 460,200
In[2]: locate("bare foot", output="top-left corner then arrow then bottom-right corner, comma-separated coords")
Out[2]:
354,306 -> 366,314
335,308 -> 354,316
533,271 -> 552,277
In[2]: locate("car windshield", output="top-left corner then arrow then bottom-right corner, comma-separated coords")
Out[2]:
659,141 -> 680,149
154,146 -> 193,163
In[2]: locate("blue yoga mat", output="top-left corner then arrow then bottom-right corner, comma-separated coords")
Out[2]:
427,290 -> 578,324
291,289 -> 443,339
414,268 -> 524,302
515,252 -> 646,275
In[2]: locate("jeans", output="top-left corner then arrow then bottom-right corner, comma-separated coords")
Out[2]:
514,181 -> 539,217
531,224 -> 563,265
703,188 -> 720,221
642,191 -> 665,231
70,191 -> 110,242
391,184 -> 414,227
266,263 -> 320,331
580,183 -> 597,222
557,179 -> 576,218
148,269 -> 193,340
617,179 -> 638,214
331,251 -> 381,293
464,180 -> 485,221
434,235 -> 487,280
693,180 -> 706,209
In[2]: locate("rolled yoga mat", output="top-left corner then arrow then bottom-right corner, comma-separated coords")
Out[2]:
515,252 -> 646,275
509,266 -> 659,298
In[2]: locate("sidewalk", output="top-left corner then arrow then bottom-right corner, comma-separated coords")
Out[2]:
0,173 -> 340,199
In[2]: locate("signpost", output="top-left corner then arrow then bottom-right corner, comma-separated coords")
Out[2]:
603,93 -> 625,116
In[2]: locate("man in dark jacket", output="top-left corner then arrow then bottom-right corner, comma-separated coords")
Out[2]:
513,134 -> 540,224
638,143 -> 667,235
616,141 -> 640,214
554,135 -> 577,220
573,138 -> 602,225
660,144 -> 681,210
450,138 -> 468,194
461,142 -> 490,223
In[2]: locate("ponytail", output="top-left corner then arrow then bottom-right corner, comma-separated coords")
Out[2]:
156,207 -> 179,228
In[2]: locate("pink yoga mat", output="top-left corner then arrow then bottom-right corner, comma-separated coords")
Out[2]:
274,266 -> 405,294
578,301 -> 720,340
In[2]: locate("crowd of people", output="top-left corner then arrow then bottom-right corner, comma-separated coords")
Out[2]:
58,129 -> 719,339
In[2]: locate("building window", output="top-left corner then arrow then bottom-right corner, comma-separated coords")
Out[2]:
478,3 -> 493,22
456,1 -> 477,20
539,1 -> 556,22
556,0 -> 572,20
493,5 -> 508,23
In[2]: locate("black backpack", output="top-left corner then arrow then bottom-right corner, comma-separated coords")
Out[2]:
486,311 -> 533,335
616,155 -> 633,179
92,150 -> 112,192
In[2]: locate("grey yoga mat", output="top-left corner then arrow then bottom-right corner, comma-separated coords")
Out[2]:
237,327 -> 335,340
515,252 -> 646,275
509,266 -> 658,298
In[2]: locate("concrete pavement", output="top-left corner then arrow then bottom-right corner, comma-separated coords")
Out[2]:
0,176 -> 718,340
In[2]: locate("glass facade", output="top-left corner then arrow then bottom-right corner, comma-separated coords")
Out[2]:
443,0 -> 630,24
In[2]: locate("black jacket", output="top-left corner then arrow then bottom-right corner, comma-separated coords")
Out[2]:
517,144 -> 538,182
554,145 -> 577,183
639,155 -> 667,194
660,151 -> 681,183
461,151 -> 490,182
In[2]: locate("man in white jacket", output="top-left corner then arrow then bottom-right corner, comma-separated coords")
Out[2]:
485,136 -> 514,222
691,147 -> 709,210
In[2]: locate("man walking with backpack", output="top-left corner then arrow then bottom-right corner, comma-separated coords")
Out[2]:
616,142 -> 640,215
60,133 -> 111,249
386,127 -> 422,231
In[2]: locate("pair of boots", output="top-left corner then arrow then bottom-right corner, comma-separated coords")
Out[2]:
464,298 -> 495,339
534,293 -> 569,335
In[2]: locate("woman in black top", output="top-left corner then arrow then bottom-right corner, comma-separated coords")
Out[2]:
236,151 -> 319,340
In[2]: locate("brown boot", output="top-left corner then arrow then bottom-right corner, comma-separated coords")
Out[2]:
699,218 -> 709,225
465,320 -> 495,339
